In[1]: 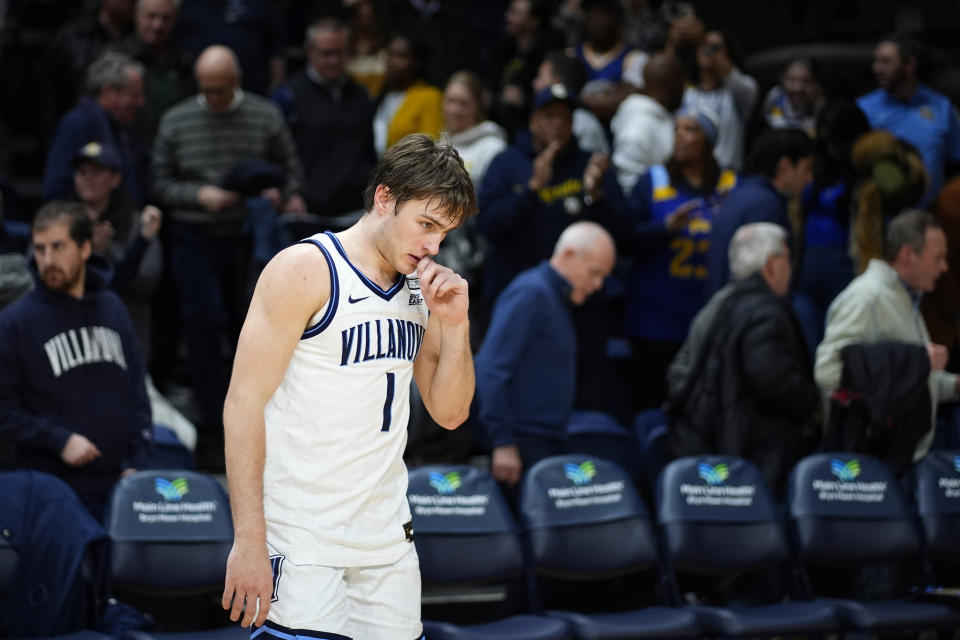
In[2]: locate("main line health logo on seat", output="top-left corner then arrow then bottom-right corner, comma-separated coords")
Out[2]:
564,461 -> 597,485
429,471 -> 462,494
698,462 -> 729,486
155,477 -> 189,501
831,459 -> 861,481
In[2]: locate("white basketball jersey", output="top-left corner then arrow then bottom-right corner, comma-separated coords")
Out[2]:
263,231 -> 429,566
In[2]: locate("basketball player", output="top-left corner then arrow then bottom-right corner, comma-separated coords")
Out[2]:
220,134 -> 477,637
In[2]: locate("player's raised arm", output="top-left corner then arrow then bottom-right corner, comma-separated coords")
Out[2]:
413,256 -> 475,429
221,243 -> 331,628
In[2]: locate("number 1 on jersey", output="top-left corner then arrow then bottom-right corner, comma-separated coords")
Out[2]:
381,372 -> 395,431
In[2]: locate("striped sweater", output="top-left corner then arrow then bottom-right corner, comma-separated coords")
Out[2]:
150,92 -> 303,228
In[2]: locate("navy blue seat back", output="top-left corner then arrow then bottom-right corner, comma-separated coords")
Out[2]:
658,456 -> 789,574
913,450 -> 960,565
142,424 -> 195,471
521,455 -> 656,577
788,453 -> 918,565
0,533 -> 15,596
408,465 -> 523,584
106,470 -> 233,592
634,409 -> 670,497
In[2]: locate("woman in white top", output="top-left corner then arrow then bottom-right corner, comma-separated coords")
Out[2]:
438,70 -> 507,283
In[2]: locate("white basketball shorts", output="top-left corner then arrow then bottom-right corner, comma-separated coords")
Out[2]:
252,542 -> 423,640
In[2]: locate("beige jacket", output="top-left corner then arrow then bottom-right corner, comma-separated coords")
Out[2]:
815,259 -> 958,460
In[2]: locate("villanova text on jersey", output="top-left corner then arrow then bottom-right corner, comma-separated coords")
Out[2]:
44,326 -> 128,377
340,318 -> 426,366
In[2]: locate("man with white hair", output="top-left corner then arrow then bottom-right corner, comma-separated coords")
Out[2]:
665,221 -> 818,494
475,221 -> 616,486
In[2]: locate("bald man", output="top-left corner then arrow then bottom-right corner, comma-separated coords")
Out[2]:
150,44 -> 304,471
610,52 -> 686,194
475,221 -> 616,486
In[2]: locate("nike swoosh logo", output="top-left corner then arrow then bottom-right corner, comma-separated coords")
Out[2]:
348,295 -> 369,304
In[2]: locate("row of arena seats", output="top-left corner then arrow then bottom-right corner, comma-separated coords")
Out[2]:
3,449 -> 960,638
410,451 -> 960,639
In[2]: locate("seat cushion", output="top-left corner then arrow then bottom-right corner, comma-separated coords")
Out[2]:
548,607 -> 700,638
693,600 -> 840,637
423,615 -> 570,640
828,597 -> 960,631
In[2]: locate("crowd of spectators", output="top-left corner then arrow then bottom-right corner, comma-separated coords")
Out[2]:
1,0 -> 960,527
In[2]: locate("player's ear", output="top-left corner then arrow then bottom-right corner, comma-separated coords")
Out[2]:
373,184 -> 394,215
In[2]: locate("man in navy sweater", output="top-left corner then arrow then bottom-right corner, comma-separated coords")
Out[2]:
475,221 -> 615,486
705,128 -> 814,298
0,201 -> 153,520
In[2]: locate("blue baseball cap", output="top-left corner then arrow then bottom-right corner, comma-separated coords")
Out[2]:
71,141 -> 122,170
532,83 -> 578,112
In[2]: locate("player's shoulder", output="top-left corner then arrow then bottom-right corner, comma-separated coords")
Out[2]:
257,240 -> 334,304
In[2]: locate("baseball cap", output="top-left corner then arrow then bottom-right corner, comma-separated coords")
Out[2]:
532,83 -> 578,112
70,141 -> 121,170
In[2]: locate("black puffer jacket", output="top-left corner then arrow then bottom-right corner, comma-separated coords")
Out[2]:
665,273 -> 820,493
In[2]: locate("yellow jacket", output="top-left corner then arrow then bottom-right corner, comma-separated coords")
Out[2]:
387,81 -> 444,148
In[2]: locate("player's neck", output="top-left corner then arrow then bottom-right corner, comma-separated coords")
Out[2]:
336,219 -> 401,289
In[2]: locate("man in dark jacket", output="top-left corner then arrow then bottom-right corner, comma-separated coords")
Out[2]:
666,221 -> 818,494
43,50 -> 148,207
0,201 -> 153,520
271,18 -> 376,220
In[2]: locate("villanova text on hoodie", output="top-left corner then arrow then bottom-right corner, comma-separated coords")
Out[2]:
0,254 -> 152,504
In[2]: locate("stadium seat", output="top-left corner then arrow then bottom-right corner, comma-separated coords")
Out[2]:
105,469 -> 238,636
913,450 -> 960,577
633,409 -> 671,498
787,452 -> 960,632
565,412 -> 640,485
0,471 -> 111,637
657,456 -> 840,638
0,530 -> 15,596
407,464 -> 570,640
142,424 -> 195,471
520,454 -> 700,638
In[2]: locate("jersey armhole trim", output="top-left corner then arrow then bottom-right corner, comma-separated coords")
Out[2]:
300,238 -> 339,339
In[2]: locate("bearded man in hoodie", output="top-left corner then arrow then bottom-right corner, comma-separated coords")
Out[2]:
0,201 -> 153,520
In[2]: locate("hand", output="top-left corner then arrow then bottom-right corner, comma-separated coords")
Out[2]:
222,540 -> 273,628
491,445 -> 522,486
140,205 -> 162,240
197,186 -> 241,212
61,433 -> 101,466
283,194 -> 307,215
121,468 -> 138,479
664,199 -> 702,233
528,140 -> 562,192
583,152 -> 609,201
91,219 -> 115,254
927,343 -> 948,371
417,257 -> 468,326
